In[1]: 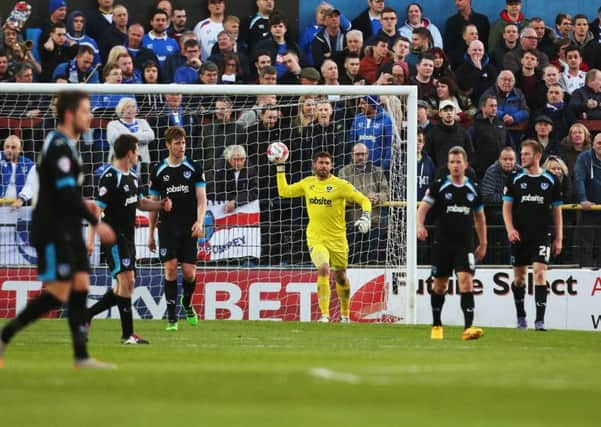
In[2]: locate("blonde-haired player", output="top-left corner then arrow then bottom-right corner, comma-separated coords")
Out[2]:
275,151 -> 372,322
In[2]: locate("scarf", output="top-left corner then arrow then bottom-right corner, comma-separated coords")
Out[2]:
324,30 -> 345,53
68,59 -> 80,83
546,101 -> 564,112
121,119 -> 139,133
170,109 -> 182,126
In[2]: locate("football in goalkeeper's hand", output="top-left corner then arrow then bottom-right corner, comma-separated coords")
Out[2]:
266,142 -> 289,164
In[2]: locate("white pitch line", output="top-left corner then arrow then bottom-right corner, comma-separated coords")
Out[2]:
308,368 -> 362,384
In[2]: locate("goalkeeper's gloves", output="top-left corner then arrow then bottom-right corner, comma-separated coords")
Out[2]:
275,164 -> 286,173
354,212 -> 371,234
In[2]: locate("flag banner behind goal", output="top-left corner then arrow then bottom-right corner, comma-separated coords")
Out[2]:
0,83 -> 417,323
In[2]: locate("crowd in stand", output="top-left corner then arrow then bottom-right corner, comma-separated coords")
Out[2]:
1,0 -> 601,267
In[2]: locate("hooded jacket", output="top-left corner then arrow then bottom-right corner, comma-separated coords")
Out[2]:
299,13 -> 352,65
66,10 -> 101,66
349,108 -> 393,171
568,30 -> 595,49
399,17 -> 443,48
575,148 -> 601,203
488,10 -> 529,53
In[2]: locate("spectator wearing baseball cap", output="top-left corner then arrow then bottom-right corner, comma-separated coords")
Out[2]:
310,8 -> 348,70
424,100 -> 474,169
531,115 -> 566,162
299,3 -> 351,66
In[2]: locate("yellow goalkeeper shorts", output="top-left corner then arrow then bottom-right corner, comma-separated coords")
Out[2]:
309,243 -> 348,271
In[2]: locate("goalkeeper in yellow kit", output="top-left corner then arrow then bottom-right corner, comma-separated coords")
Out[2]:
275,151 -> 372,323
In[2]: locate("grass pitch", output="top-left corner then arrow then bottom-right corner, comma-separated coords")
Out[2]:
0,320 -> 599,427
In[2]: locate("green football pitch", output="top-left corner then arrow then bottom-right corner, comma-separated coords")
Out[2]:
0,320 -> 599,427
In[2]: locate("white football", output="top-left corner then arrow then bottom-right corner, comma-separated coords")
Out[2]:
266,142 -> 289,163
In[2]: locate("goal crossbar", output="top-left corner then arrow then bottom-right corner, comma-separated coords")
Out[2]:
0,83 -> 418,324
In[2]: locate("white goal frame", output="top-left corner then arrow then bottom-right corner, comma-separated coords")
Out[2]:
0,83 -> 418,324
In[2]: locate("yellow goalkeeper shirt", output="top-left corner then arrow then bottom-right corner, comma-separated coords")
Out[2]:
277,172 -> 372,248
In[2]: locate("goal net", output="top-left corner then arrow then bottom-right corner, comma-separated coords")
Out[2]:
0,83 -> 417,323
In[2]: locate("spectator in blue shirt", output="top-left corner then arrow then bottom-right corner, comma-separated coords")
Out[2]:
91,63 -> 126,112
161,31 -> 196,83
300,2 -> 351,66
66,10 -> 101,66
480,70 -> 530,126
311,8 -> 347,71
52,45 -> 100,83
351,0 -> 384,40
142,9 -> 179,66
117,53 -> 142,84
125,23 -> 160,75
0,135 -> 37,208
174,39 -> 202,83
349,95 -> 393,171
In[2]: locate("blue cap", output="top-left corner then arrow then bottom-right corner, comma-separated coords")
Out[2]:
364,95 -> 380,108
49,0 -> 67,14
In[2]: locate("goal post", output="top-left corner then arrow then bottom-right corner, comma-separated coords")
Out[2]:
0,83 -> 417,323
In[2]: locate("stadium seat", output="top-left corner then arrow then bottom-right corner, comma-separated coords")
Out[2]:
577,120 -> 601,132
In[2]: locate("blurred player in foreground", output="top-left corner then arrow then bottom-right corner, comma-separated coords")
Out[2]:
417,146 -> 487,340
0,90 -> 116,369
275,151 -> 371,322
87,134 -> 172,344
